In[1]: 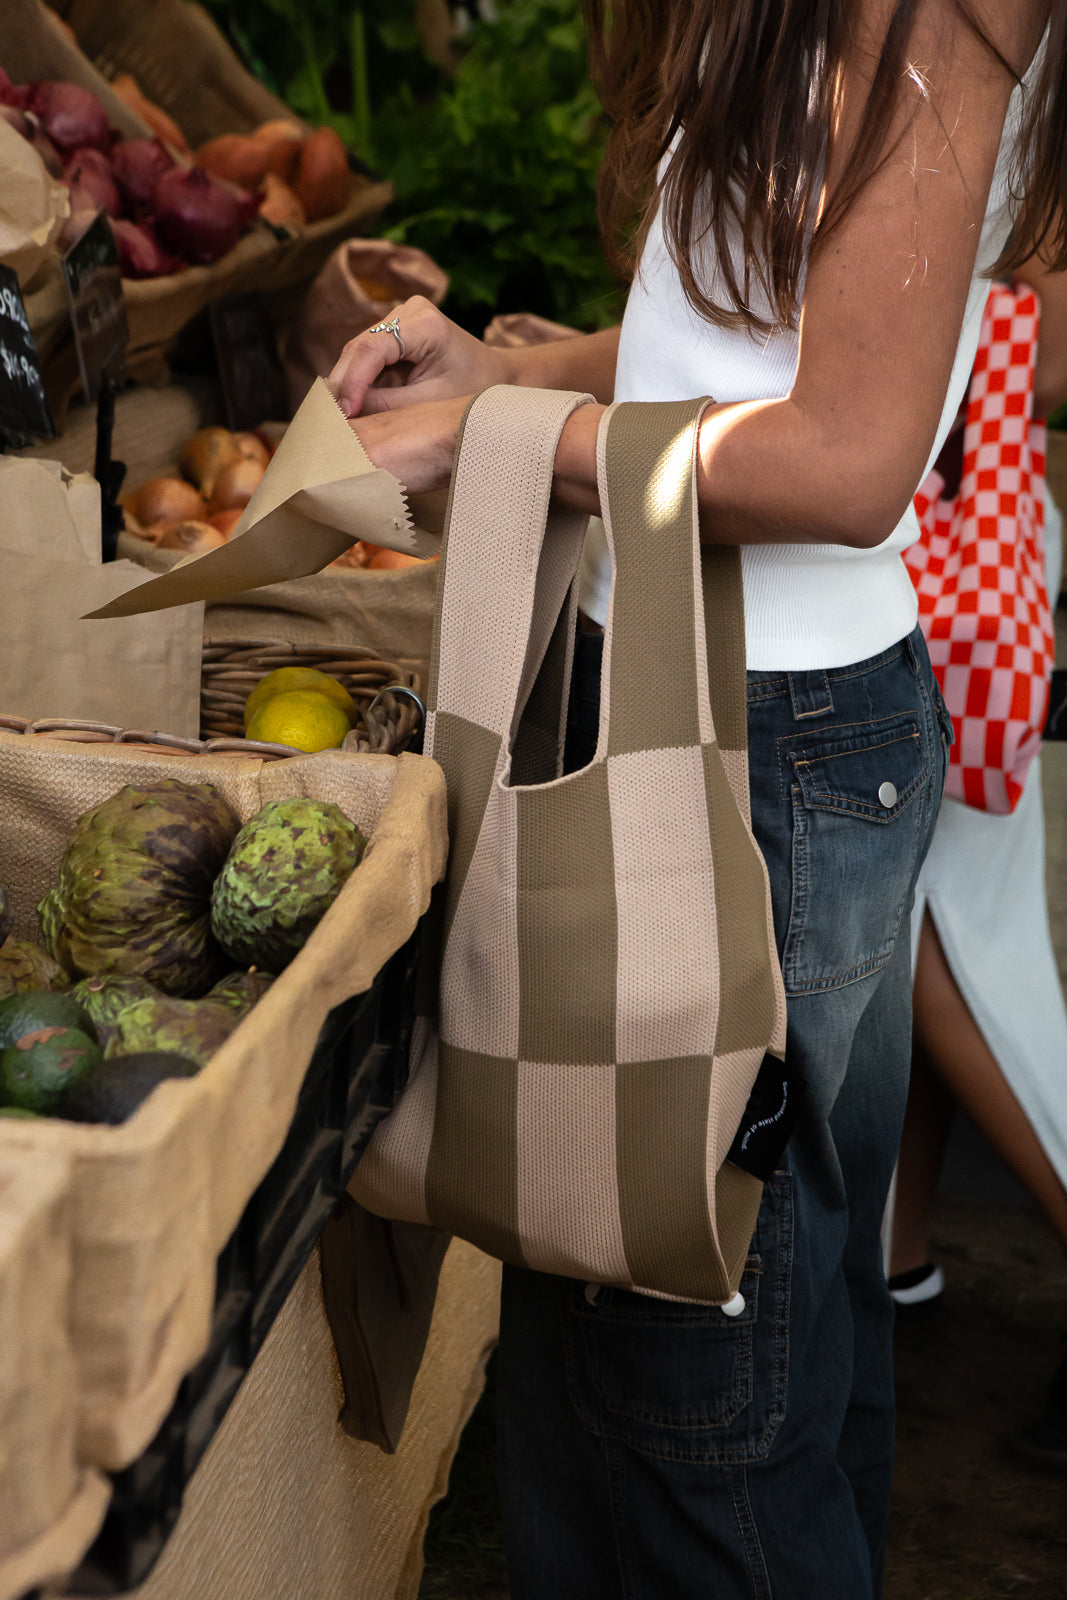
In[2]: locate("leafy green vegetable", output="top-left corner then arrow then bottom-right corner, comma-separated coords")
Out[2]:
202,0 -> 621,330
377,0 -> 621,329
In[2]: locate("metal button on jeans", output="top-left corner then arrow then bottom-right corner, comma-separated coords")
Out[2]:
878,780 -> 898,808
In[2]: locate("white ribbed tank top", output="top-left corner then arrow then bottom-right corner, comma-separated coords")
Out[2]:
579,47 -> 1043,669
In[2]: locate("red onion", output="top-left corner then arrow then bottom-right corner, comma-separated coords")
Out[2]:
28,80 -> 110,155
64,149 -> 121,218
110,138 -> 174,217
27,120 -> 64,178
152,166 -> 251,265
110,218 -> 182,279
0,69 -> 30,110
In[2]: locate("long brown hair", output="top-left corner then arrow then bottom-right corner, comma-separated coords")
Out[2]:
585,0 -> 1067,334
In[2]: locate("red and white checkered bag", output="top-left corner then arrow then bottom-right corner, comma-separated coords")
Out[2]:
905,284 -> 1054,813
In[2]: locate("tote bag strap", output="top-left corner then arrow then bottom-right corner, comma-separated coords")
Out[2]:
597,399 -> 749,799
425,385 -> 595,764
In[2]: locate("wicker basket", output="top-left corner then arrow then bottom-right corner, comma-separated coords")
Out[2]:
199,640 -> 423,751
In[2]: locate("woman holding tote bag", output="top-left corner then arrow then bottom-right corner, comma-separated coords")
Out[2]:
329,3 -> 1065,1595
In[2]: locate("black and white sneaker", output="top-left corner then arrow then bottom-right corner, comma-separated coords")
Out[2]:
888,1262 -> 946,1321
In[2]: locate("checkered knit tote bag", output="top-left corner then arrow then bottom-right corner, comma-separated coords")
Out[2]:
351,385 -> 787,1303
905,283 -> 1054,813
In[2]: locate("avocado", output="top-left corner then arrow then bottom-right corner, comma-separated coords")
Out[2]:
0,990 -> 98,1052
59,1050 -> 200,1125
0,1027 -> 101,1114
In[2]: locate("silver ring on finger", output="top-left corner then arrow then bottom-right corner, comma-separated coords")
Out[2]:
368,315 -> 406,362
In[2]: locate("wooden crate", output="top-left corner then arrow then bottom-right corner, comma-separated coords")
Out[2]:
6,0 -> 391,401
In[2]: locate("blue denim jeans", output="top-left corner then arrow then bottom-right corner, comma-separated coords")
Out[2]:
497,626 -> 951,1600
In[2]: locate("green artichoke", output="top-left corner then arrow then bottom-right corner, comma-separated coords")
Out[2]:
38,780 -> 240,997
208,969 -> 275,1011
70,974 -> 162,1050
0,936 -> 67,999
210,798 -> 366,974
106,995 -> 245,1069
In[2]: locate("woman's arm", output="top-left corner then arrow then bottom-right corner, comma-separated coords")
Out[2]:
344,1 -> 1050,548
555,0 -> 1052,544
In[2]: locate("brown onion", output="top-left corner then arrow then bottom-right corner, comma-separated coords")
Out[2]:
206,508 -> 243,538
179,427 -> 242,498
195,133 -> 272,190
110,218 -> 182,279
257,172 -> 304,231
209,456 -> 265,512
110,138 -> 174,216
293,126 -> 350,222
28,81 -> 110,155
232,431 -> 271,468
153,166 -> 252,264
130,477 -> 205,526
154,520 -> 227,554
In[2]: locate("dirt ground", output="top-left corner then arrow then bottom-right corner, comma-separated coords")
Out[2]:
887,1193 -> 1067,1600
419,1190 -> 1067,1600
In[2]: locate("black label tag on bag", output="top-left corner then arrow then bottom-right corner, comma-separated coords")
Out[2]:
726,1054 -> 804,1182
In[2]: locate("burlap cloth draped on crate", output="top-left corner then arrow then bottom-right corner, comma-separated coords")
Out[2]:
0,1147 -> 111,1600
48,1242 -> 500,1600
0,738 -> 447,1480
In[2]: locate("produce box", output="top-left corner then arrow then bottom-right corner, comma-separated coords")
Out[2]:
4,0 -> 391,395
58,1242 -> 501,1600
0,735 -> 447,1479
0,1146 -> 110,1600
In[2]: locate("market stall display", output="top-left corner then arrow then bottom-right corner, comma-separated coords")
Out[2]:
0,735 -> 446,1591
0,3 -> 495,1592
0,0 -> 392,401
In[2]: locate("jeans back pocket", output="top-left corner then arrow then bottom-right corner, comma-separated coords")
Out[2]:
783,714 -> 928,993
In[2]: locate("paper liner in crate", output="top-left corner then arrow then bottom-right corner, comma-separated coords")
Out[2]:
0,1145 -> 111,1600
89,379 -> 437,621
0,740 -> 447,1472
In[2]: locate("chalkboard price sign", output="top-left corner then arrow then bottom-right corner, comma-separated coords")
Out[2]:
0,263 -> 55,443
62,211 -> 128,404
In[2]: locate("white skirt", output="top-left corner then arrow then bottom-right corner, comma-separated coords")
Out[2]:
910,763 -> 1067,1189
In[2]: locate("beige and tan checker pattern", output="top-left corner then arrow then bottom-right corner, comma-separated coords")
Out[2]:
352,387 -> 787,1303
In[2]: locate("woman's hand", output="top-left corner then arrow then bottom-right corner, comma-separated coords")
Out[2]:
349,393 -> 472,494
328,295 -> 515,419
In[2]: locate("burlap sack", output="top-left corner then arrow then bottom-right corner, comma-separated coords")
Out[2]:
0,738 -> 446,1472
0,1145 -> 110,1600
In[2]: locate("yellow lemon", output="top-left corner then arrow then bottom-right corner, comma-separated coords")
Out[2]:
243,667 -> 355,730
246,690 -> 351,753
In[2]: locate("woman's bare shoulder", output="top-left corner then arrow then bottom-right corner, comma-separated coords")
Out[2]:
851,0 -> 1051,77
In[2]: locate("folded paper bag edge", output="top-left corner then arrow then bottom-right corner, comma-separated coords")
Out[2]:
80,379 -> 424,621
